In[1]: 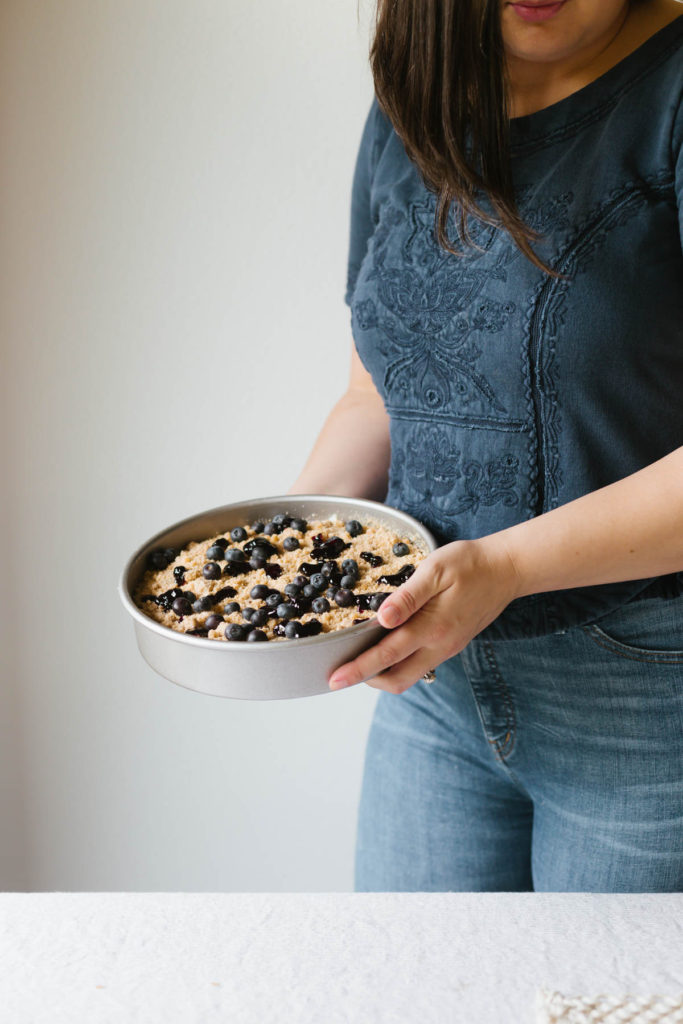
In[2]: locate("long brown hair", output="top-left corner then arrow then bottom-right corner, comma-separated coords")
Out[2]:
370,0 -> 553,273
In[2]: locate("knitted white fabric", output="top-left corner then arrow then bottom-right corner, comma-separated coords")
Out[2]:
537,990 -> 683,1023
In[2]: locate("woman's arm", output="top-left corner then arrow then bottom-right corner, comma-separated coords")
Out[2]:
288,343 -> 391,500
328,445 -> 683,691
489,444 -> 683,597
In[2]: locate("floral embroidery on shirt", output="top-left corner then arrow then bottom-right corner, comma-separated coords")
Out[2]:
356,196 -> 522,417
447,454 -> 520,516
401,198 -> 518,281
519,189 -> 574,235
387,425 -> 521,537
390,424 -> 462,502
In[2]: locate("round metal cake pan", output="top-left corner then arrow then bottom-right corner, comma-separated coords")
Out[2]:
118,494 -> 438,700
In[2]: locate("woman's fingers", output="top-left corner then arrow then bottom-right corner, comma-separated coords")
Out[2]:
328,620 -> 424,689
365,648 -> 440,694
376,555 -> 445,629
326,538 -> 514,696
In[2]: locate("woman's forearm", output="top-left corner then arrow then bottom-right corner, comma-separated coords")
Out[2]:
288,388 -> 391,500
486,445 -> 683,600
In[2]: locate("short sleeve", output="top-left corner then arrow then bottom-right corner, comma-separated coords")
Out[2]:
344,97 -> 392,306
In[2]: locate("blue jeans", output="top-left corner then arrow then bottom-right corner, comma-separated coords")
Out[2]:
354,592 -> 683,892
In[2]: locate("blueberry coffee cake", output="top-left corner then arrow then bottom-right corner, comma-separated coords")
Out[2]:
134,513 -> 428,642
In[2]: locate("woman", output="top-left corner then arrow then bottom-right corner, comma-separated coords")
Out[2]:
290,0 -> 683,892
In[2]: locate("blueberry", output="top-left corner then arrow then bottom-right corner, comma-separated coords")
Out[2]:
205,614 -> 224,631
192,596 -> 214,613
361,551 -> 383,568
393,542 -> 410,557
278,617 -> 320,638
320,562 -> 337,577
266,591 -> 283,608
284,583 -> 301,598
213,537 -> 229,549
206,544 -> 226,561
312,597 -> 330,614
369,592 -> 389,611
289,518 -> 308,533
334,588 -> 355,608
183,592 -> 197,604
163,547 -> 177,563
250,545 -> 272,561
310,573 -> 327,591
283,536 -> 300,551
242,607 -> 256,622
224,562 -> 246,577
250,520 -> 265,534
345,520 -> 363,537
153,586 -> 184,610
263,522 -> 279,535
147,549 -> 168,571
250,584 -> 270,600
246,629 -> 268,642
325,587 -> 337,601
223,601 -> 240,615
243,537 -> 276,556
231,526 -> 248,543
272,513 -> 292,528
302,584 -> 317,598
340,574 -> 357,590
202,562 -> 221,580
225,548 -> 246,563
250,608 -> 269,627
226,623 -> 247,641
249,556 -> 267,571
172,597 -> 193,616
312,536 -> 350,560
276,602 -> 298,620
341,559 -> 359,576
293,574 -> 308,587
377,565 -> 415,586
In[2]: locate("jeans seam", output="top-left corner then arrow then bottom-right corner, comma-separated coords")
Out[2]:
481,638 -> 517,758
581,625 -> 683,664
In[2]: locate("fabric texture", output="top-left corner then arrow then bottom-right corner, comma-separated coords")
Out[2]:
344,15 -> 683,641
354,591 -> 683,893
537,989 -> 683,1023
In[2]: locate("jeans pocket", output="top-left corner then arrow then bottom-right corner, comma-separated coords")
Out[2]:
581,593 -> 683,663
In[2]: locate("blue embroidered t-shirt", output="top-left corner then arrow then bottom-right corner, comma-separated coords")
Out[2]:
344,15 -> 683,640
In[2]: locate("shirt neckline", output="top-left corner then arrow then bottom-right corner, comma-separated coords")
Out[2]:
509,12 -> 683,150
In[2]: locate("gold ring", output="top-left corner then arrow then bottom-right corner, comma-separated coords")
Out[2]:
422,669 -> 436,685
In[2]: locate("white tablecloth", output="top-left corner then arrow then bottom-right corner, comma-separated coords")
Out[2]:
1,893 -> 681,1023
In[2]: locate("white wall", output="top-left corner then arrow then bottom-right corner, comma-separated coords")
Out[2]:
0,357 -> 27,889
1,0 -> 380,891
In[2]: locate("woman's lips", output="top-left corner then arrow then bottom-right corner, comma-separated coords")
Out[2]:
509,1 -> 567,22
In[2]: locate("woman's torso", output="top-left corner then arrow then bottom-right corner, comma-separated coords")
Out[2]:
345,15 -> 683,639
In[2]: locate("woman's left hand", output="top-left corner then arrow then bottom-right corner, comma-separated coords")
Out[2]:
327,535 -> 521,693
